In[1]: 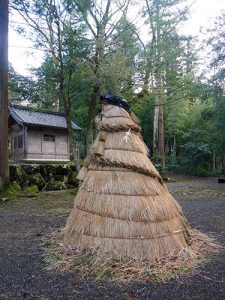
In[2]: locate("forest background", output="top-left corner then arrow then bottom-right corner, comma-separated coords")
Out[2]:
8,0 -> 225,176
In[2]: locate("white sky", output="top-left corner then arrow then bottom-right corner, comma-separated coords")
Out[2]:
8,0 -> 225,76
182,0 -> 225,35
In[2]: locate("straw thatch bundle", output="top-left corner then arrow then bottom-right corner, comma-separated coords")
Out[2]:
63,102 -> 191,261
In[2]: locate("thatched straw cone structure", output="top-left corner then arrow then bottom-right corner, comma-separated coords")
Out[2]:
63,95 -> 191,261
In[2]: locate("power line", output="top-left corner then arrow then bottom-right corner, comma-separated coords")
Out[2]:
10,20 -> 33,26
8,45 -> 47,51
10,20 -> 53,31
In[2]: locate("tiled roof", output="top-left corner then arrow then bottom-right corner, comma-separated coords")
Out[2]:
9,104 -> 81,130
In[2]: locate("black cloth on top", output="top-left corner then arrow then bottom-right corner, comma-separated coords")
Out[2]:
100,93 -> 131,113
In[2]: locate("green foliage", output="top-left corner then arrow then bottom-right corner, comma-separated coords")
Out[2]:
167,94 -> 224,176
43,254 -> 60,265
43,240 -> 54,248
24,184 -> 39,193
11,181 -> 22,192
133,96 -> 155,150
10,0 -> 225,177
8,64 -> 31,101
0,183 -> 21,198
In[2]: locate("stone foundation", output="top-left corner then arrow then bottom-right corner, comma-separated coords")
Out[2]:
9,163 -> 79,192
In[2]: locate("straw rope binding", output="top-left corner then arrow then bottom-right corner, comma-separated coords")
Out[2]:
63,103 -> 194,262
44,101 -> 222,283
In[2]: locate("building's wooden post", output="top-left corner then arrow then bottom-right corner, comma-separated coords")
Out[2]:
11,129 -> 14,161
54,131 -> 57,159
0,0 -> 9,190
24,126 -> 27,160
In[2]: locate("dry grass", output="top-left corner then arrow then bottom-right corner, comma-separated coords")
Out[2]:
64,104 -> 193,261
95,105 -> 141,132
64,164 -> 190,260
43,229 -> 223,284
93,131 -> 149,155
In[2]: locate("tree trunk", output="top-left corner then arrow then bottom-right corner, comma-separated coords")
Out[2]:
61,88 -> 80,172
153,105 -> 159,155
172,135 -> 177,164
168,139 -> 171,160
219,156 -> 223,173
153,90 -> 165,170
158,97 -> 165,173
0,0 -> 9,191
153,2 -> 165,173
86,23 -> 105,154
212,149 -> 216,172
55,17 -> 80,172
86,91 -> 98,154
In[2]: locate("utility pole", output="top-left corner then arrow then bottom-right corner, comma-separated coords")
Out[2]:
0,0 -> 9,191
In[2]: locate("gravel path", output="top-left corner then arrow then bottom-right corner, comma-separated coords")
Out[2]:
0,178 -> 225,300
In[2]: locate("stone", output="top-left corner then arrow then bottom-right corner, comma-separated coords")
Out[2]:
218,178 -> 225,184
45,181 -> 66,191
39,165 -> 48,179
53,175 -> 66,183
11,181 -> 22,192
163,177 -> 176,183
56,164 -> 70,176
18,170 -> 29,189
66,184 -> 78,190
22,164 -> 40,175
0,197 -> 8,202
46,164 -> 58,176
29,173 -> 46,190
9,165 -> 22,181
70,163 -> 77,172
67,171 -> 79,187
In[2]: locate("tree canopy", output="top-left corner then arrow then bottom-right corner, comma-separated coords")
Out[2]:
9,0 -> 225,176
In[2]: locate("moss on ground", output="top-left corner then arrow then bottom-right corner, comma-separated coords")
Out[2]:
24,185 -> 39,194
172,186 -> 225,199
31,190 -> 76,214
45,181 -> 67,191
163,177 -> 176,183
0,184 -> 21,199
0,189 -> 76,216
48,207 -> 72,214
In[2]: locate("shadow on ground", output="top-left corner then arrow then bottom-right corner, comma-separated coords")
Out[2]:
0,177 -> 225,300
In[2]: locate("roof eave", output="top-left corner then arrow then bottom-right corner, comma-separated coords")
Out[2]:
24,123 -> 81,131
9,107 -> 25,127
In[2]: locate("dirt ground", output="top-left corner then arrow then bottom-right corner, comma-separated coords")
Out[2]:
0,177 -> 225,300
